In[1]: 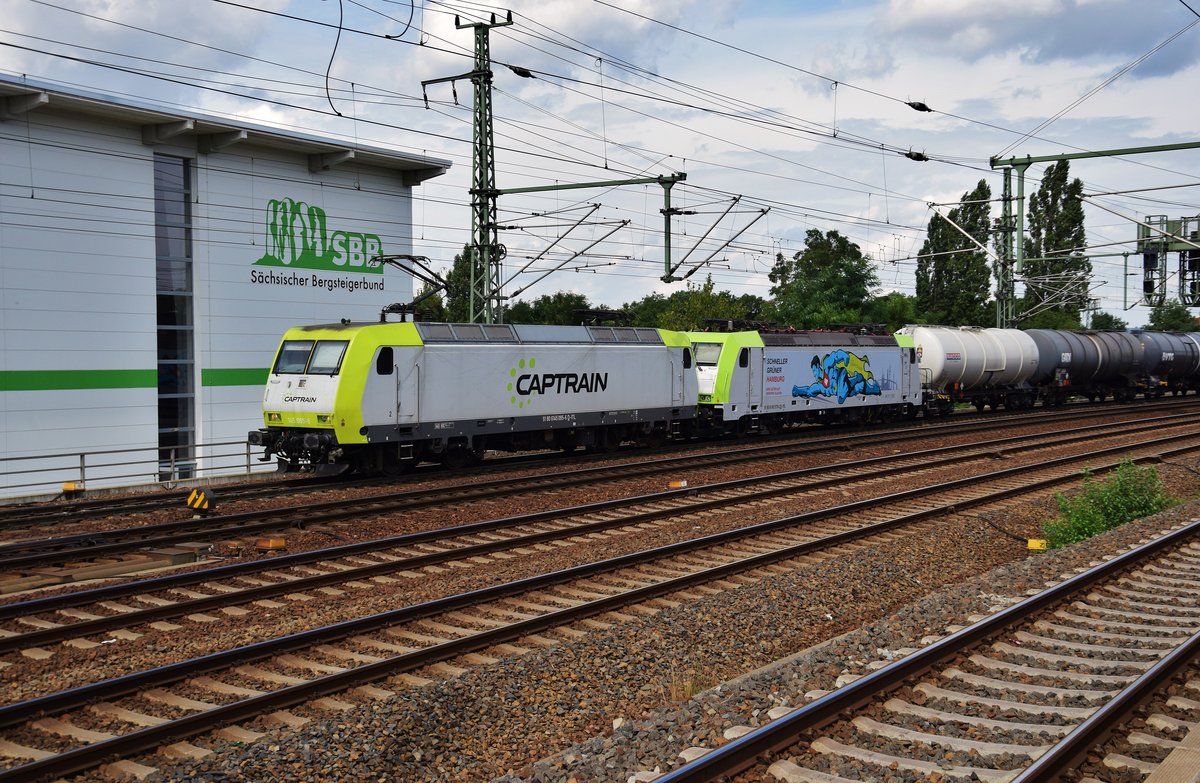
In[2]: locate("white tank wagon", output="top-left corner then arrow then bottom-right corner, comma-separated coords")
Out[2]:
897,326 -> 1038,411
249,321 -> 699,474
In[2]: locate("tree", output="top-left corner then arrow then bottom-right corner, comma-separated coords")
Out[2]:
621,292 -> 672,327
1089,311 -> 1127,330
621,286 -> 768,330
768,229 -> 878,329
915,180 -> 993,325
442,246 -> 473,323
865,291 -> 922,332
412,281 -> 447,322
1020,308 -> 1084,330
505,291 -> 593,325
657,276 -> 745,331
1147,300 -> 1197,331
1023,161 -> 1090,321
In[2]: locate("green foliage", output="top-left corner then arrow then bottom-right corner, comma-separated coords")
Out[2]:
621,292 -> 672,327
621,281 -> 767,331
864,291 -> 923,332
1146,299 -> 1197,332
442,246 -> 473,323
1019,308 -> 1084,330
915,179 -> 993,325
1089,311 -> 1127,330
413,281 -> 448,322
769,229 -> 879,329
1022,161 -> 1091,321
658,276 -> 751,331
505,291 -> 594,325
1042,461 -> 1171,549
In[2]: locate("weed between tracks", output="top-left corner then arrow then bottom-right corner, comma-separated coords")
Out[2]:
1043,460 -> 1173,548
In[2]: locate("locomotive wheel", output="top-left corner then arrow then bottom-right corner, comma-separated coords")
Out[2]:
380,451 -> 410,477
590,427 -> 621,453
439,446 -> 472,470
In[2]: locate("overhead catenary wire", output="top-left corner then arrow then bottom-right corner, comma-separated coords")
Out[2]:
3,0 -> 1193,317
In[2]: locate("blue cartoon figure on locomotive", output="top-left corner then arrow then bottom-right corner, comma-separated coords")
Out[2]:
792,349 -> 882,404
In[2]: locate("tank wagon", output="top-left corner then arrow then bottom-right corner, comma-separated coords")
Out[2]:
684,329 -> 923,432
249,321 -> 698,474
899,325 -> 1200,411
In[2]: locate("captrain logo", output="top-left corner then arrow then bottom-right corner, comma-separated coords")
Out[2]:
507,357 -> 609,409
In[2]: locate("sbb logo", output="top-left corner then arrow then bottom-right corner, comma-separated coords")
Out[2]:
255,198 -> 383,274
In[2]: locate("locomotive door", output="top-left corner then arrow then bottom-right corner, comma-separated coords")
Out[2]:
394,347 -> 420,425
671,358 -> 683,405
746,347 -> 763,408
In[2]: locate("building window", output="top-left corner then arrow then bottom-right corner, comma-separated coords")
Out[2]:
154,155 -> 194,480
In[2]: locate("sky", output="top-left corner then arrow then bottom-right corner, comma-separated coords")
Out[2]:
2,0 -> 1200,328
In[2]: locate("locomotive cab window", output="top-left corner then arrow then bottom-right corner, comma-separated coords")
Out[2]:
693,343 -> 722,366
308,340 -> 349,375
376,347 -> 394,375
739,348 -> 749,368
273,340 -> 314,374
683,348 -> 693,369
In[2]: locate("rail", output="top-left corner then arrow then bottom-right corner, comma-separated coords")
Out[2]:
0,439 -> 273,501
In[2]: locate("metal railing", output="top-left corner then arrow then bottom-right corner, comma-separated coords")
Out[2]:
0,439 -> 273,502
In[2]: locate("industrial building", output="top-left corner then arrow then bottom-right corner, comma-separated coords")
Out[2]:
0,75 -> 450,499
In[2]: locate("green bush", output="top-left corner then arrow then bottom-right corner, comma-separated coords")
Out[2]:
1042,460 -> 1172,549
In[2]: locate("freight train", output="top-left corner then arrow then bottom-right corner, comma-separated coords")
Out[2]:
248,322 -> 1200,474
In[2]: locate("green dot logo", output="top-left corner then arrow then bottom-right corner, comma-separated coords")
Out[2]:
507,356 -> 537,408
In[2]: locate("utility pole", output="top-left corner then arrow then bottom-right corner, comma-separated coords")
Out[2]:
990,140 -> 1200,326
422,11 -> 512,324
423,10 -> 707,323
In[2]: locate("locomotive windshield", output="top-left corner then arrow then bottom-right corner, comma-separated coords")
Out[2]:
273,340 -> 314,374
308,341 -> 349,374
272,339 -> 349,375
693,342 -> 723,366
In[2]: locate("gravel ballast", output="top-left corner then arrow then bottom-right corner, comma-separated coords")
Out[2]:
117,459 -> 1200,783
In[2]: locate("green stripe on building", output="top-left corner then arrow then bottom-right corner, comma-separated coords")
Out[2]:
202,368 -> 269,387
0,368 -> 269,391
0,369 -> 158,391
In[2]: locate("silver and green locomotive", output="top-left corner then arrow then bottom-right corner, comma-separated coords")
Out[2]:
248,321 -> 698,473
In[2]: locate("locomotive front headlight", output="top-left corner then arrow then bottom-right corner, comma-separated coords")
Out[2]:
267,412 -> 282,423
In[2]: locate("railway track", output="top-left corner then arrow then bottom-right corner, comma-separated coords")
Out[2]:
646,517 -> 1200,783
1,411 -> 1196,657
0,397 -> 1190,534
0,423 -> 1197,779
2,404 -> 1198,585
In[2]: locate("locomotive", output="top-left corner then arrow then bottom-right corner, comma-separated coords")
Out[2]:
684,329 -> 922,433
248,321 -> 1200,474
247,320 -> 697,474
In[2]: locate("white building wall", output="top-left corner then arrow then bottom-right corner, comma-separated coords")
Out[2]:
0,104 -> 423,498
1,112 -> 160,493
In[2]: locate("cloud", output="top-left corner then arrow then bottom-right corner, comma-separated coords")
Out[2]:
882,0 -> 1200,75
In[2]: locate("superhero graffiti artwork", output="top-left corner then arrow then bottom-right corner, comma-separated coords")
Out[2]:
762,348 -> 899,406
793,349 -> 883,404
